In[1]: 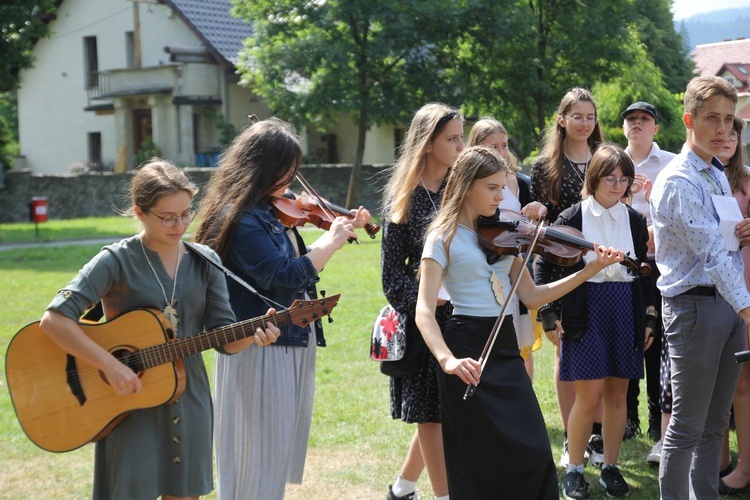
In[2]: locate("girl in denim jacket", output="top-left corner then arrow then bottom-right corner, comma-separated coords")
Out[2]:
195,118 -> 370,500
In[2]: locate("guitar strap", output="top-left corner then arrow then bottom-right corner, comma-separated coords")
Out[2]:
183,241 -> 284,310
80,241 -> 283,323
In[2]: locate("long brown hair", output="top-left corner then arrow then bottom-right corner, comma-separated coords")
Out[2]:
194,118 -> 302,259
427,146 -> 508,269
537,87 -> 603,205
382,103 -> 462,224
724,116 -> 748,196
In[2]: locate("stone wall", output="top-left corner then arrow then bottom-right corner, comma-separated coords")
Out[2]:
0,164 -> 391,223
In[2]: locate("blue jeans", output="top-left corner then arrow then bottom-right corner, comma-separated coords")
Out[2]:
658,292 -> 745,499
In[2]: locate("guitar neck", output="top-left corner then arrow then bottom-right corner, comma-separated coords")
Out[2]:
136,310 -> 292,369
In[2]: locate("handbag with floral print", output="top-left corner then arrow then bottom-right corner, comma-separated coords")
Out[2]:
370,304 -> 407,361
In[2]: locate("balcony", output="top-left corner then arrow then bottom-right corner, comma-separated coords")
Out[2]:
86,63 -> 223,109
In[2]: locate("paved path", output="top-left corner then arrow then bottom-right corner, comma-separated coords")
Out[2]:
0,237 -> 121,252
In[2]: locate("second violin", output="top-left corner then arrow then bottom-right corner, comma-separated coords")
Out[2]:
477,209 -> 650,277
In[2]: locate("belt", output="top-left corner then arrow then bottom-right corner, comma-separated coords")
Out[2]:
680,286 -> 716,297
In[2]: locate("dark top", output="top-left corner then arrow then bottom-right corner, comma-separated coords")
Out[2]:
534,203 -> 654,349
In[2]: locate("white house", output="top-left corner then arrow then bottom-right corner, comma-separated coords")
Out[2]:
16,0 -> 399,174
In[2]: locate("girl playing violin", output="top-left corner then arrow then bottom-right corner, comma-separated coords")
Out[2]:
535,144 -> 655,499
193,118 -> 371,499
416,145 -> 624,499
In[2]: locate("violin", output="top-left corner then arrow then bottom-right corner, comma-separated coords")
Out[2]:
271,191 -> 380,238
477,209 -> 650,277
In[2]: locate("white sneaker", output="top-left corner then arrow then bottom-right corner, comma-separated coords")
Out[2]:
647,439 -> 662,466
587,434 -> 604,468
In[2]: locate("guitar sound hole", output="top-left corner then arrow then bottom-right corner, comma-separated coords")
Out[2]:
99,348 -> 144,385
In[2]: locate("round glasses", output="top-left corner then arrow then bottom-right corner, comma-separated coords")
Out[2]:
602,176 -> 633,187
729,130 -> 739,142
564,114 -> 598,125
145,208 -> 196,228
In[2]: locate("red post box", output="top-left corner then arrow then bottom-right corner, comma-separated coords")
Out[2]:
30,197 -> 48,223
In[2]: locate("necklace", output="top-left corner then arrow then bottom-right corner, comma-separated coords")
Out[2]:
565,155 -> 590,185
420,177 -> 438,212
140,238 -> 183,332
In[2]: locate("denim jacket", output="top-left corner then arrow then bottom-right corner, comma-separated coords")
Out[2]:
225,203 -> 326,348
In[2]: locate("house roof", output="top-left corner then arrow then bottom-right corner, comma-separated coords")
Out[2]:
719,63 -> 750,92
160,0 -> 253,68
738,101 -> 750,120
692,38 -> 750,77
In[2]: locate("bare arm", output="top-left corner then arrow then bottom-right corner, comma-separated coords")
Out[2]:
39,310 -> 143,396
515,243 -> 624,309
415,259 -> 481,386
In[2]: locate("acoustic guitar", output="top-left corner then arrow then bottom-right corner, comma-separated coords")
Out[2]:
5,295 -> 340,453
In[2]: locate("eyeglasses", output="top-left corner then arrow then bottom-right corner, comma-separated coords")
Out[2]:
563,114 -> 598,125
144,208 -> 196,228
602,176 -> 633,187
729,130 -> 740,142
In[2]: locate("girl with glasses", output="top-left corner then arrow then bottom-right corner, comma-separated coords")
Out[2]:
530,87 -> 605,470
535,144 -> 655,499
38,159 -> 280,499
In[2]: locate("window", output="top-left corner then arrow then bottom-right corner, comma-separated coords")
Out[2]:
88,132 -> 102,166
84,36 -> 99,89
125,31 -> 134,69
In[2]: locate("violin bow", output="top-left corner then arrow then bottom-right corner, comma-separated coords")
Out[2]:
295,172 -> 359,244
464,218 -> 546,400
248,113 -> 358,243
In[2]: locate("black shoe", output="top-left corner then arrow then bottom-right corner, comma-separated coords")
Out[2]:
623,418 -> 641,441
387,485 -> 415,500
718,477 -> 750,496
599,465 -> 629,497
563,470 -> 589,499
647,426 -> 661,442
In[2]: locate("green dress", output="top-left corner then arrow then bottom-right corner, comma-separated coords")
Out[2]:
47,236 -> 235,499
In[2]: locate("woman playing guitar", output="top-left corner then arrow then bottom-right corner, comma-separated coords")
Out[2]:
38,159 -> 280,499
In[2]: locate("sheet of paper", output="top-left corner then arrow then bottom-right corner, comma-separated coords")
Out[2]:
437,284 -> 451,301
712,194 -> 743,252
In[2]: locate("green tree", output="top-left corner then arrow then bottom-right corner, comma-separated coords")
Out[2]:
0,0 -> 57,170
593,29 -> 685,155
632,0 -> 695,93
455,0 -> 636,159
232,0 -> 462,207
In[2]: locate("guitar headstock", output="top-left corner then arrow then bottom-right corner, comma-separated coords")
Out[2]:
286,294 -> 341,327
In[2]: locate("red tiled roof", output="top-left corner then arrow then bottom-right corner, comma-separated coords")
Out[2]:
718,63 -> 750,92
693,39 -> 750,77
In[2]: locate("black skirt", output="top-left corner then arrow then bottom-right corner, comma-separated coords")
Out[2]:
438,315 -> 558,500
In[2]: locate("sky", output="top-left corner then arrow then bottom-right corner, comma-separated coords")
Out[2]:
671,0 -> 750,20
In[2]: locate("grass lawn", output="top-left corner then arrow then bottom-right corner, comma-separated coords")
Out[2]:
0,219 -> 720,498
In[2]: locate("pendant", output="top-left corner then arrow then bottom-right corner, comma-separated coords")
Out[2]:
489,270 -> 505,306
164,301 -> 179,333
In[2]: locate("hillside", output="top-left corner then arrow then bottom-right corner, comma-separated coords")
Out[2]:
678,7 -> 750,49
